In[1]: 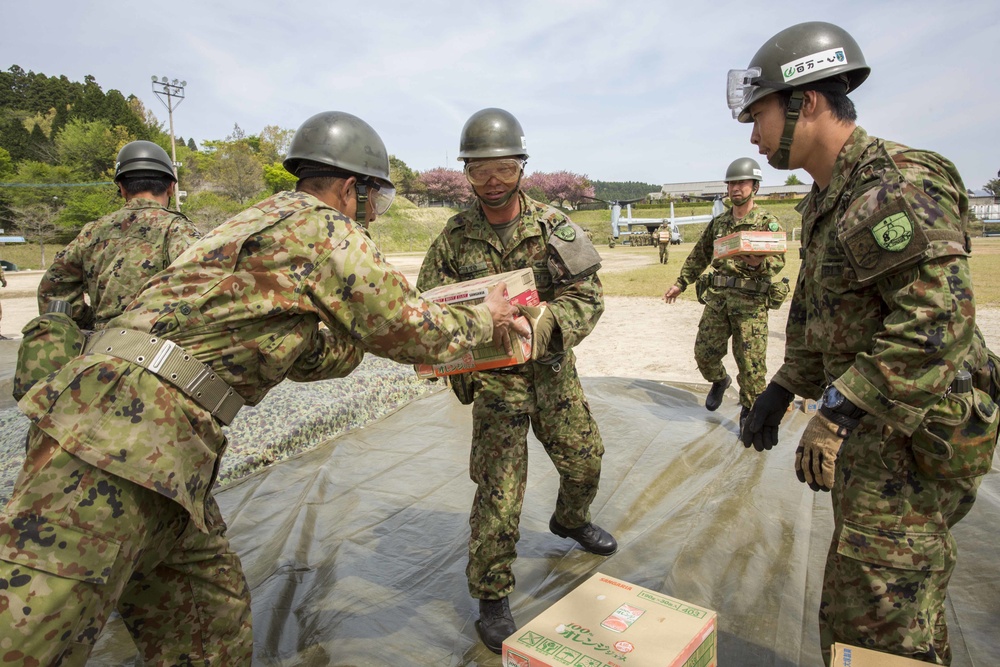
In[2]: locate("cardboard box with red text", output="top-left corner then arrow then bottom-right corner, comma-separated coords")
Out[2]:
415,268 -> 538,378
831,643 -> 928,666
713,231 -> 787,259
503,572 -> 716,667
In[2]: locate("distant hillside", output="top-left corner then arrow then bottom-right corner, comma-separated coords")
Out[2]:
591,180 -> 660,202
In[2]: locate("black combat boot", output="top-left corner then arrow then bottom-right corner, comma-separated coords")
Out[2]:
476,597 -> 517,654
549,514 -> 618,556
705,374 -> 731,411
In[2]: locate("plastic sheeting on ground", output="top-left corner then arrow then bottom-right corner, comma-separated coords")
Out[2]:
90,378 -> 1000,666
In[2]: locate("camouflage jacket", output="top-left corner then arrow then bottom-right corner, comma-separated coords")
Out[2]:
772,127 -> 989,436
674,205 -> 785,290
19,191 -> 495,530
416,193 -> 604,410
37,197 -> 202,328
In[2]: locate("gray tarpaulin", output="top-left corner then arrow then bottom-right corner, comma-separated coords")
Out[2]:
89,378 -> 1000,666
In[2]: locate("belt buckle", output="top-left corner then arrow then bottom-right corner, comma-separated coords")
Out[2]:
148,339 -> 177,374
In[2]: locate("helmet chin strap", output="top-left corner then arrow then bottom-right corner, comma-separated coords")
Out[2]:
767,90 -> 804,170
355,182 -> 369,228
476,170 -> 523,210
730,192 -> 752,207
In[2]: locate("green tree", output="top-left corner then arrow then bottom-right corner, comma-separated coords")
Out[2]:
59,188 -> 120,229
187,137 -> 198,151
257,125 -> 294,164
0,115 -> 33,162
182,191 -> 246,232
263,162 -> 297,194
984,177 -> 1000,197
210,124 -> 265,204
0,147 -> 13,180
55,118 -> 133,179
785,174 -> 803,185
389,155 -> 423,197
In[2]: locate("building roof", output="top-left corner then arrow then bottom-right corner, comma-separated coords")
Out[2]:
657,180 -> 812,199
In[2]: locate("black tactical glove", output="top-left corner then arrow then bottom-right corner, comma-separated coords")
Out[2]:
740,382 -> 795,451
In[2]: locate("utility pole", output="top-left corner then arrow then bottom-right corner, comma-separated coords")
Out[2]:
151,76 -> 186,209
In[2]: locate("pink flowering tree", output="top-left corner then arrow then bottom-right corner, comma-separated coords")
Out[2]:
523,171 -> 594,207
418,168 -> 475,206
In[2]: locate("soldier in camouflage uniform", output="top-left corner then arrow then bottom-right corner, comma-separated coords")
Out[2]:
655,223 -> 670,263
663,157 -> 786,426
37,140 -> 202,328
0,111 -> 526,665
734,23 -> 999,665
417,108 -> 616,655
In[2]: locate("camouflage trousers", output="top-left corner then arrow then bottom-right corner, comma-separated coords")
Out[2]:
658,244 -> 669,264
467,359 -> 604,600
694,290 -> 769,408
818,421 -> 984,665
0,427 -> 253,666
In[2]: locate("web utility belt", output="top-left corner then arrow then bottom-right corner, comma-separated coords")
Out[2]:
710,274 -> 770,294
84,328 -> 245,425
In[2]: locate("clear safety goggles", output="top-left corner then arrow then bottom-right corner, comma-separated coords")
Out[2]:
360,179 -> 396,216
464,159 -> 524,187
727,67 -> 761,119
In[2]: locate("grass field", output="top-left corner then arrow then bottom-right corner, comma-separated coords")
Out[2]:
4,207 -> 999,306
600,237 -> 1000,306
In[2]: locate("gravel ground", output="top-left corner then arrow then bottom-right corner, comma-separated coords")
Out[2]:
0,355 -> 441,506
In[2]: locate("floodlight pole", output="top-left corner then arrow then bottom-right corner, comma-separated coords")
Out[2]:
151,77 -> 186,209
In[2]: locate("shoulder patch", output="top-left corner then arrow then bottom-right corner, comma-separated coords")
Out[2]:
553,225 -> 576,241
871,211 -> 913,252
839,196 -> 928,283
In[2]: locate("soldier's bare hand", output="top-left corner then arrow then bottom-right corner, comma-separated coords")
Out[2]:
483,282 -> 528,344
663,285 -> 681,304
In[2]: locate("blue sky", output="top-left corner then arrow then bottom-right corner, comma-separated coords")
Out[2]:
3,1 -> 998,191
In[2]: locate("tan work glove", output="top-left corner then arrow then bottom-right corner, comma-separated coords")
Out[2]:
517,304 -> 556,361
794,411 -> 851,492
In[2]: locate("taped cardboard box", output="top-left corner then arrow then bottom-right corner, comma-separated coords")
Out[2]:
713,231 -> 787,259
415,268 -> 537,378
831,643 -> 928,666
503,572 -> 717,667
800,398 -> 820,414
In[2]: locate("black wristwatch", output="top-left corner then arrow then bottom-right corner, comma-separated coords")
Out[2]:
821,385 -> 866,426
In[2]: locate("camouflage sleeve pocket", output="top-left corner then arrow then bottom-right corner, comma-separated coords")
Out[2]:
910,387 -> 999,479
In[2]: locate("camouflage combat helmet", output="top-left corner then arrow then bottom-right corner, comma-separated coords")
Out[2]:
724,157 -> 763,182
114,140 -> 176,183
728,22 -> 869,169
457,108 -> 528,160
283,111 -> 392,185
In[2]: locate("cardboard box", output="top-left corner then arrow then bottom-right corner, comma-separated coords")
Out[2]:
713,231 -> 787,259
831,643 -> 929,666
414,268 -> 538,378
800,398 -> 819,414
503,572 -> 717,667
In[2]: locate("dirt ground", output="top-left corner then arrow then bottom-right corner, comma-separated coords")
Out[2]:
3,250 -> 999,389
